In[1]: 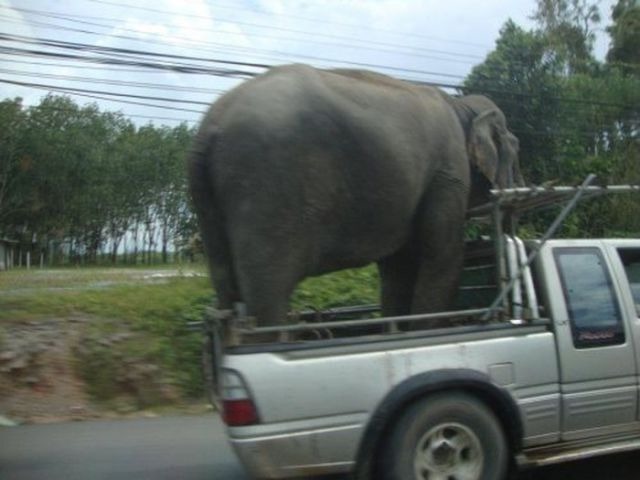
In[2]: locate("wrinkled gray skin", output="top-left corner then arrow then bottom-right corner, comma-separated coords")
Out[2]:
189,64 -> 524,327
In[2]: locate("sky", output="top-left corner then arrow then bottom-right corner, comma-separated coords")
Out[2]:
0,0 -> 618,128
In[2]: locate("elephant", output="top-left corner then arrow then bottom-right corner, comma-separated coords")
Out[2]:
188,64 -> 524,327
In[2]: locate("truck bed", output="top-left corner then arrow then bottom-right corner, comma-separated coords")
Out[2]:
222,319 -> 558,478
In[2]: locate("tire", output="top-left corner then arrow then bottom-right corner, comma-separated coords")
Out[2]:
380,392 -> 508,480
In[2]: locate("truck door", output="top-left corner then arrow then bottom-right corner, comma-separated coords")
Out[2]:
609,245 -> 640,421
547,243 -> 638,440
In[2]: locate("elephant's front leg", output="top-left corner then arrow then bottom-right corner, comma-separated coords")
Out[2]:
411,176 -> 468,327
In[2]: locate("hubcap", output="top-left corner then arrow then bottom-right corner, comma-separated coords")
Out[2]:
413,422 -> 483,480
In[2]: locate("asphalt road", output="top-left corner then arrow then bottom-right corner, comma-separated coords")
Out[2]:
1,414 -> 639,480
0,414 -> 246,480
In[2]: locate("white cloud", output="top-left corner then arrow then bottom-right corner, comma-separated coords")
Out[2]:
0,0 -> 44,105
121,18 -> 168,39
0,0 -> 34,36
254,0 -> 288,16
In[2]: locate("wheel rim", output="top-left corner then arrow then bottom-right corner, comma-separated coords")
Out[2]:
413,422 -> 484,480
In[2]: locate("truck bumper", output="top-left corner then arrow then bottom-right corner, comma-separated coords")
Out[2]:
228,420 -> 363,479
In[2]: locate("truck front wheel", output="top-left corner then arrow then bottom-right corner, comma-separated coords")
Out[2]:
380,392 -> 507,480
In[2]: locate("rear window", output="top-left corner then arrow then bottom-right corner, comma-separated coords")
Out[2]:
554,247 -> 624,348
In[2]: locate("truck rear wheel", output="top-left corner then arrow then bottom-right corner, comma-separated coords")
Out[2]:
380,392 -> 507,480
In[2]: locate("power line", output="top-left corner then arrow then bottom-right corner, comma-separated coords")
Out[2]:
0,44 -> 255,77
2,33 -> 635,111
7,6 -> 573,84
119,113 -> 196,123
5,62 -> 631,130
0,68 -> 227,95
200,0 -> 490,49
3,75 -> 633,140
0,56 -> 185,74
10,5 -> 484,63
14,5 -> 638,89
2,47 -> 634,114
20,100 -> 197,124
0,13 -> 279,67
14,4 -> 640,74
465,85 -> 638,110
0,11 -> 480,82
0,32 -> 269,71
78,0 -> 483,61
0,27 -> 469,81
0,78 -> 208,112
2,32 -> 636,133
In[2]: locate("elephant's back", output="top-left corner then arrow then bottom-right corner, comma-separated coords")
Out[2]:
210,64 -> 453,144
209,64 -> 457,189
205,65 -> 466,273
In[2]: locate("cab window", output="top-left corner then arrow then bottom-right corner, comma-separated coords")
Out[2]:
554,247 -> 624,348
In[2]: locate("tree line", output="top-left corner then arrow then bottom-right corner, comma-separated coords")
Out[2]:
464,0 -> 639,237
0,95 -> 196,266
0,0 -> 638,267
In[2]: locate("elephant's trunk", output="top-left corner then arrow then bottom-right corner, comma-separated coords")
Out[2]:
496,130 -> 525,189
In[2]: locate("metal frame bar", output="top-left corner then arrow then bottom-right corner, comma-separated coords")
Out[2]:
493,201 -> 507,317
515,236 -> 540,320
234,308 -> 491,336
482,174 -> 598,320
505,237 -> 523,321
468,184 -> 640,218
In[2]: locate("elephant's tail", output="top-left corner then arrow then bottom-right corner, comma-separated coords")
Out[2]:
188,124 -> 240,308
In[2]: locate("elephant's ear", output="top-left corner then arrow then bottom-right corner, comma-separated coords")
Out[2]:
468,109 -> 501,187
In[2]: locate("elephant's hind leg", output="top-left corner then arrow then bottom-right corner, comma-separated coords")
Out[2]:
235,266 -> 299,327
231,232 -> 303,327
377,243 -> 419,318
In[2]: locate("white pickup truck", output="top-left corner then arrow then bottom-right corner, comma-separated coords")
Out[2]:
201,182 -> 640,480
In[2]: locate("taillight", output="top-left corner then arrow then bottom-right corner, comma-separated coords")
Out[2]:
221,370 -> 259,426
223,399 -> 259,426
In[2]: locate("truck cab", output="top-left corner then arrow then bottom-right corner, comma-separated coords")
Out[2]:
529,239 -> 640,444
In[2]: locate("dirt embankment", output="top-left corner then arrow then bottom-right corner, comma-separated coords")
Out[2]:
0,316 -> 207,425
0,317 -> 98,423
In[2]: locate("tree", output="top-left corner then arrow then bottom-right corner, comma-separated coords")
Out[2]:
0,94 -> 198,266
0,98 -> 27,229
155,123 -> 194,263
103,117 -> 138,264
607,0 -> 640,70
531,0 -> 601,74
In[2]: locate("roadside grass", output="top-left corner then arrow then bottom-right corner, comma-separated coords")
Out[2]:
0,265 -> 380,406
292,266 -> 379,310
0,264 -> 206,292
0,264 -> 378,323
8,278 -> 209,321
